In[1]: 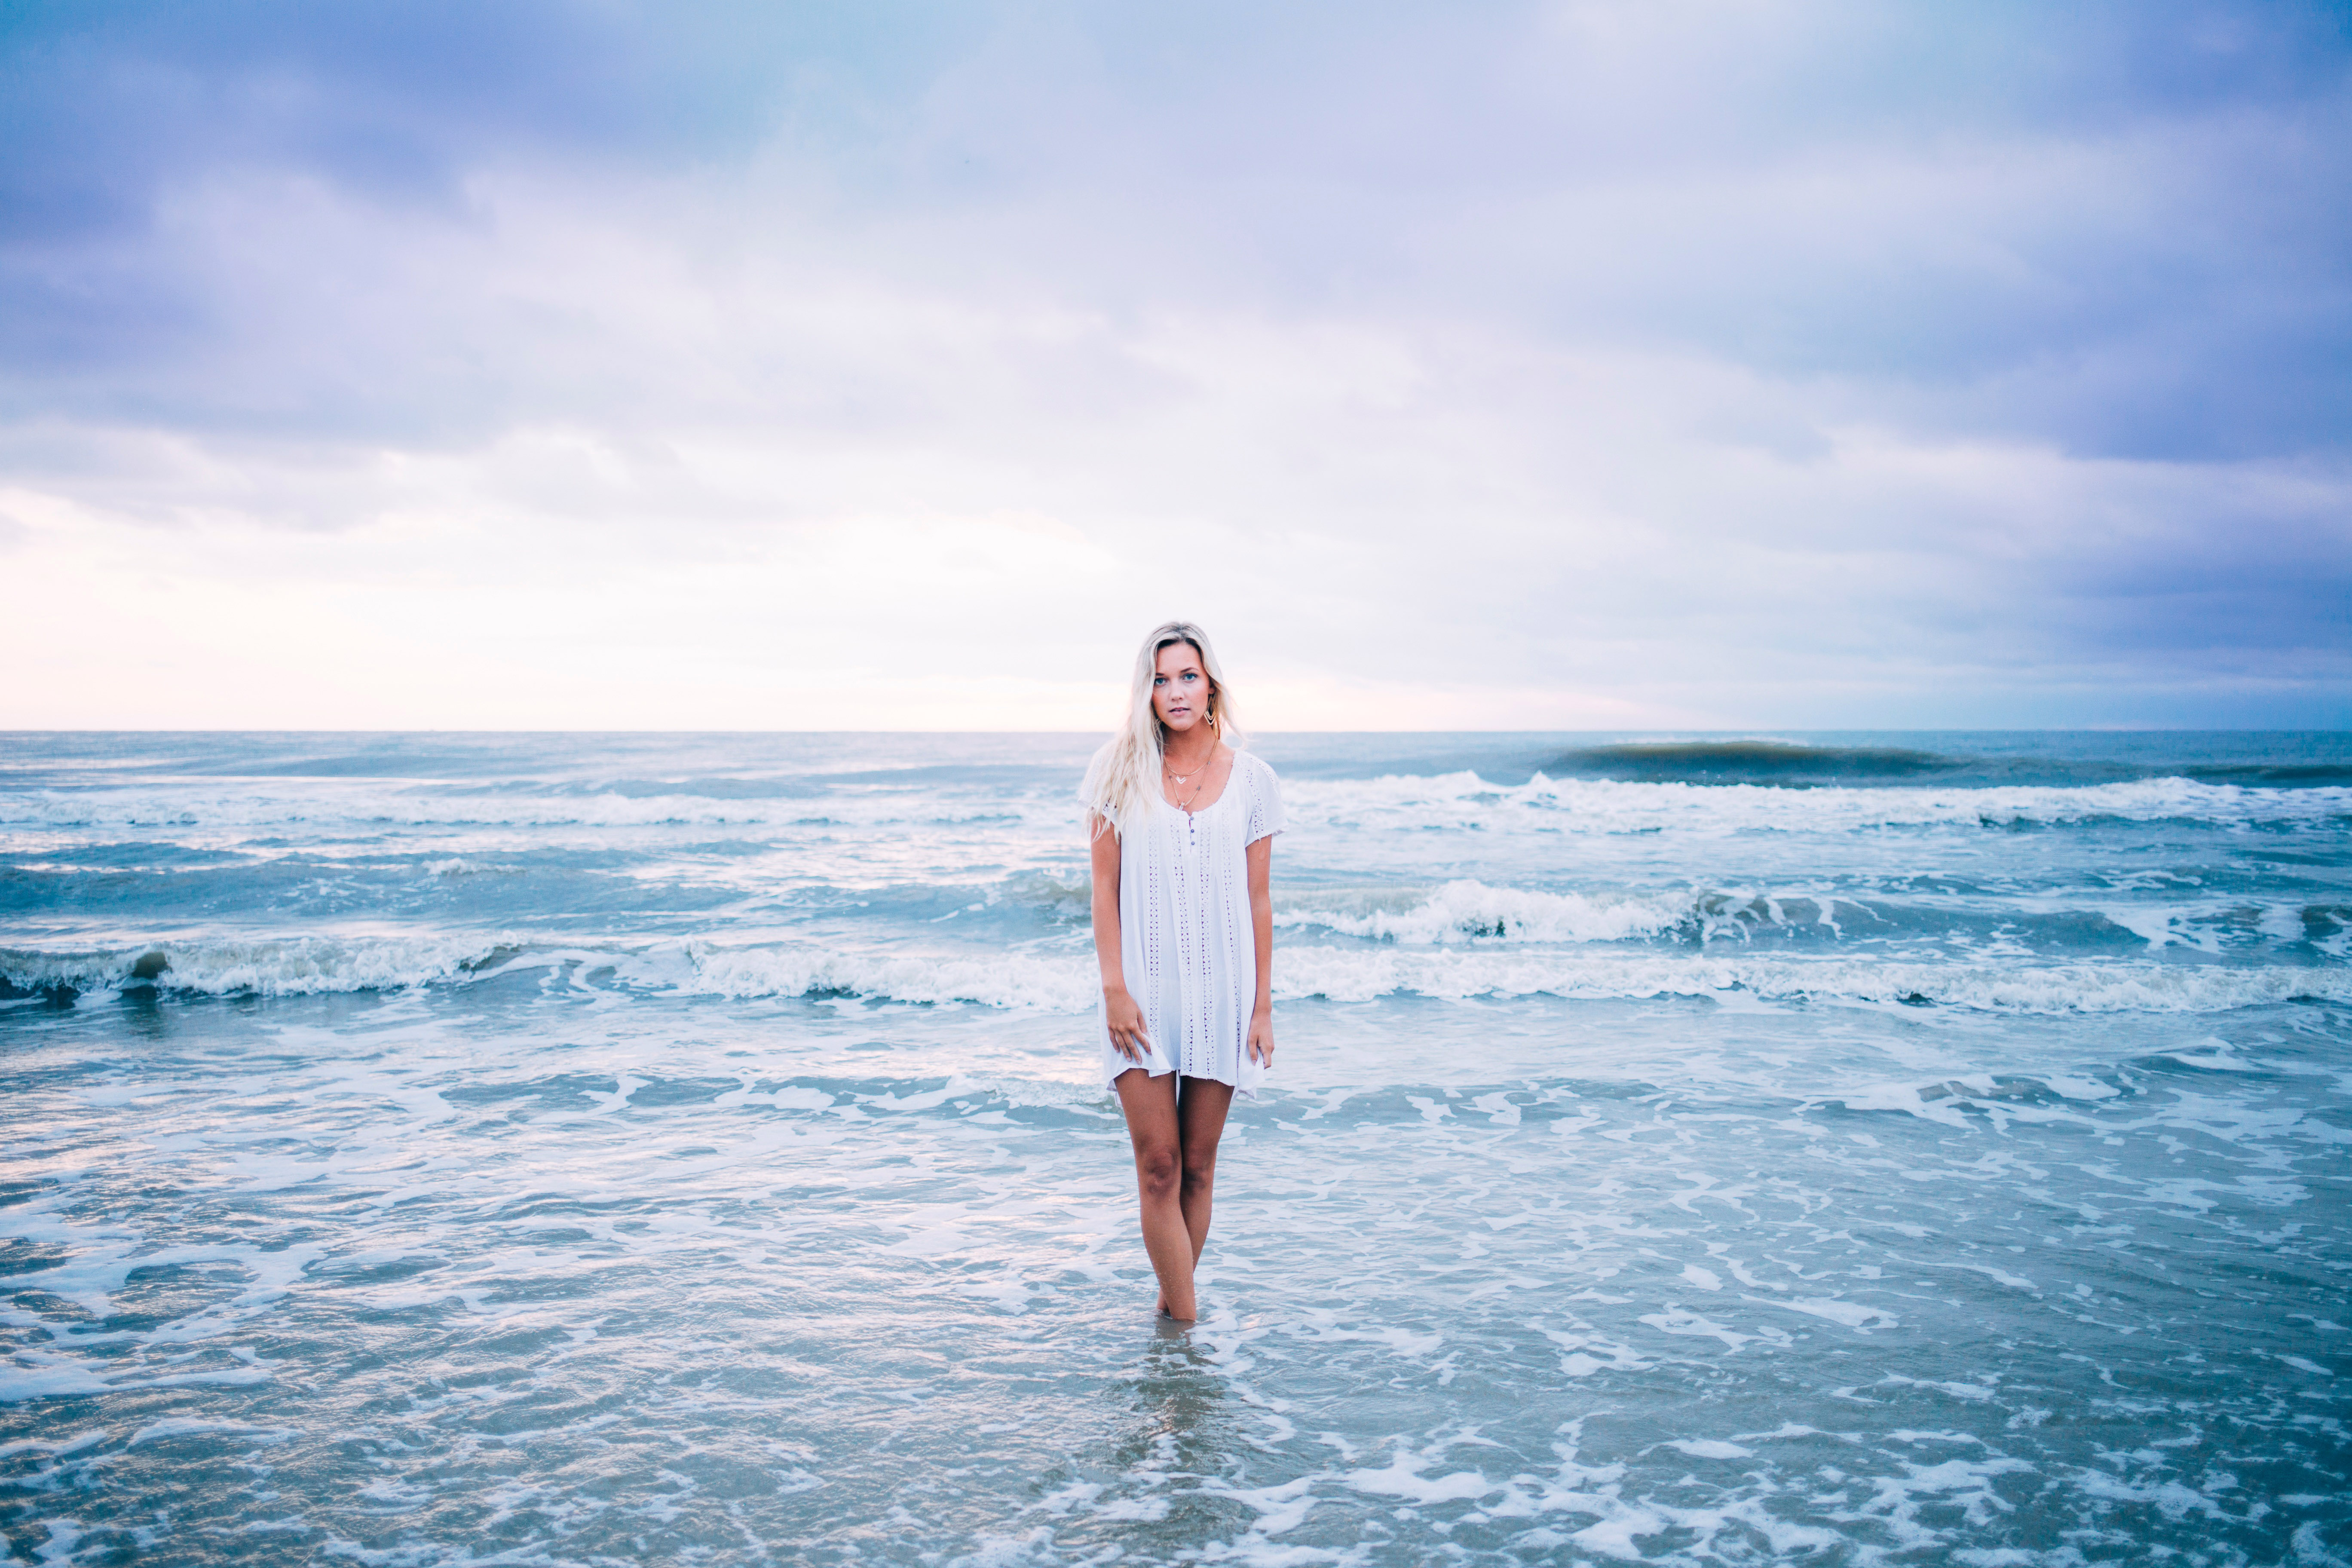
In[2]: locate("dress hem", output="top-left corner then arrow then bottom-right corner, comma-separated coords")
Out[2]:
1100,1059 -> 1262,1101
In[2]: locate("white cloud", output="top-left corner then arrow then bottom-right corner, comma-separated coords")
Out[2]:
3,1 -> 2346,727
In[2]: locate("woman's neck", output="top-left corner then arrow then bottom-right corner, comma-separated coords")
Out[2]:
1162,729 -> 1219,773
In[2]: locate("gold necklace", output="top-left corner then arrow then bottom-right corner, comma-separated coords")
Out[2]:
1164,752 -> 1215,808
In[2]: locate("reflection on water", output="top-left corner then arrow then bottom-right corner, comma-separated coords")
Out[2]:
1035,1330 -> 1256,1547
1120,1326 -> 1236,1470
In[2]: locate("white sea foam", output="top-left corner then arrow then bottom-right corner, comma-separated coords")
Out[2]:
676,942 -> 2352,1017
1285,771 -> 2352,834
3,781 -> 1071,833
10,933 -> 2346,1016
1277,880 -> 1687,944
12,770 -> 2346,837
683,943 -> 1101,1011
0,935 -> 520,997
1268,946 -> 2352,1014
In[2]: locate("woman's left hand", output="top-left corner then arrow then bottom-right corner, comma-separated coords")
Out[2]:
1246,1007 -> 1274,1068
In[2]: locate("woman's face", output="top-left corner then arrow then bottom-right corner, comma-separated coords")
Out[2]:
1152,642 -> 1213,734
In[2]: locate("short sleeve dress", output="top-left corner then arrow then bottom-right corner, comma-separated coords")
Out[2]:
1090,748 -> 1286,1098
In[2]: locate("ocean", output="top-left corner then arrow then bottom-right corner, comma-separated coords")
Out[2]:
2,730 -> 2347,1566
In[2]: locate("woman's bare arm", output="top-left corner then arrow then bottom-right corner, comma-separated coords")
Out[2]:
1245,834 -> 1274,1067
1091,816 -> 1149,1061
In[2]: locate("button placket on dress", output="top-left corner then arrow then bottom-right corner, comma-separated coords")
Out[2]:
1182,803 -> 1202,1074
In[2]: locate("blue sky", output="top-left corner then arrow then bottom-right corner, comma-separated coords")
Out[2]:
2,0 -> 2347,728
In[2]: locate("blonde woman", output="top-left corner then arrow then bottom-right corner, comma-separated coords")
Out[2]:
1080,621 -> 1283,1323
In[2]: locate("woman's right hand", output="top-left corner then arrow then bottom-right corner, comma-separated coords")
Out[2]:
1104,986 -> 1150,1063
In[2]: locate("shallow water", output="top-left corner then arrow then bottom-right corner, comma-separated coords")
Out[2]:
3,732 -> 2348,1565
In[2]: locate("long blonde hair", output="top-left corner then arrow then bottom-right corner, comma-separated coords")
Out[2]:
1081,621 -> 1246,839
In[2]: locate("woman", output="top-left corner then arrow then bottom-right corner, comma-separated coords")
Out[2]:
1081,621 -> 1282,1323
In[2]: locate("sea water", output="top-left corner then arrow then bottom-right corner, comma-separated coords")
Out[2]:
2,731 -> 2347,1566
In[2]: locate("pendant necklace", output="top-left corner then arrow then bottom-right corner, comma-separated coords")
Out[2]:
1165,752 -> 1212,810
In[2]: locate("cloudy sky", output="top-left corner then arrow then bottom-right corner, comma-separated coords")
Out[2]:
3,0 -> 2347,729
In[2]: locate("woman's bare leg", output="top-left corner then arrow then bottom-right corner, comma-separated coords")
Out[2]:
1113,1067 -> 1196,1320
1175,1075 -> 1235,1266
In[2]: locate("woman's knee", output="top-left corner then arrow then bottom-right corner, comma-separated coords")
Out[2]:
1179,1153 -> 1216,1197
1134,1144 -> 1182,1200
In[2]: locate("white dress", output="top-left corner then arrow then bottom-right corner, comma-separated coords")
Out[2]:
1091,749 -> 1286,1098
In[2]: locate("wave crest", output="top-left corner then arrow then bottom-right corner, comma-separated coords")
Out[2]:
683,944 -> 1096,1011
0,935 -> 518,999
11,933 -> 2343,1019
1278,880 -> 1687,944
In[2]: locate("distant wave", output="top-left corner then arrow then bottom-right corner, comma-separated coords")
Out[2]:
10,934 -> 2346,1017
1545,740 -> 1962,785
2180,762 -> 2352,787
1538,739 -> 2352,790
0,785 -> 1057,833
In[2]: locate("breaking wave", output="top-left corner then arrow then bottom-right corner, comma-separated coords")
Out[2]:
0,934 -> 522,999
681,943 -> 1097,1011
1277,880 -> 1690,944
11,935 -> 2346,1018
